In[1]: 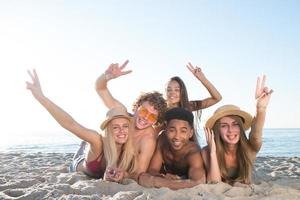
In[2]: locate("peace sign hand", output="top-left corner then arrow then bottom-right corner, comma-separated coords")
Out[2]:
104,60 -> 132,81
26,69 -> 44,100
255,75 -> 273,109
186,62 -> 205,80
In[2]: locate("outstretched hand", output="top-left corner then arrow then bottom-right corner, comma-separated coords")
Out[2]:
204,127 -> 216,153
104,60 -> 132,81
186,62 -> 205,80
255,75 -> 273,109
26,69 -> 44,99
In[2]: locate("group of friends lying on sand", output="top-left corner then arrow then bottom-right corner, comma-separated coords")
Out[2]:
26,60 -> 273,190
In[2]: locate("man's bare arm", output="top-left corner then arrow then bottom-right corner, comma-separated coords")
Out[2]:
138,134 -> 158,173
95,61 -> 132,109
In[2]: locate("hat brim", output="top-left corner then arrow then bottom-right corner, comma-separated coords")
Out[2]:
100,115 -> 132,130
205,110 -> 253,131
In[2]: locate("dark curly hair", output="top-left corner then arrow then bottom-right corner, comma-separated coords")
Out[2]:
132,91 -> 167,125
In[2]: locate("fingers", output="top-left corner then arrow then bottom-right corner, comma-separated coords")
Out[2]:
204,127 -> 212,143
261,75 -> 266,89
256,75 -> 267,98
268,89 -> 274,94
187,62 -> 202,74
33,69 -> 40,83
165,173 -> 180,180
25,81 -> 33,90
186,62 -> 194,72
203,127 -> 209,142
255,76 -> 260,98
211,130 -> 215,139
122,70 -> 132,75
111,63 -> 119,71
119,60 -> 129,70
27,70 -> 34,81
107,61 -> 132,76
263,87 -> 274,95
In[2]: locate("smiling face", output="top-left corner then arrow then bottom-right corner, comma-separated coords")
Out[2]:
109,117 -> 130,144
219,116 -> 241,145
166,119 -> 193,151
166,80 -> 181,107
134,101 -> 159,130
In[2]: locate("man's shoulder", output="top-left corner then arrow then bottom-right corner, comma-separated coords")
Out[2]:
136,129 -> 156,144
185,142 -> 202,156
136,126 -> 156,137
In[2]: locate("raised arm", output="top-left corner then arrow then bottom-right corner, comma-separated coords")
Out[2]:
26,69 -> 100,146
95,60 -> 132,109
187,62 -> 222,110
202,127 -> 221,183
249,75 -> 273,152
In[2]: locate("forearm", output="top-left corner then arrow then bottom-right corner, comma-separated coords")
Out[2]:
195,76 -> 222,109
249,107 -> 266,150
253,107 -> 267,132
36,95 -> 77,129
207,152 -> 221,183
124,171 -> 139,181
95,73 -> 108,92
138,173 -> 201,190
34,94 -> 87,139
200,77 -> 222,101
95,73 -> 123,108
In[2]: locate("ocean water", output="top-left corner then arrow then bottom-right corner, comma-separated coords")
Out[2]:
1,129 -> 299,157
197,128 -> 300,157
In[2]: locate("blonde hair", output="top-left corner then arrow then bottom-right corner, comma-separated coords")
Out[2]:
102,119 -> 138,174
213,115 -> 253,184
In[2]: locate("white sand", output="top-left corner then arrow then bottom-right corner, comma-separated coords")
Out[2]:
0,153 -> 299,200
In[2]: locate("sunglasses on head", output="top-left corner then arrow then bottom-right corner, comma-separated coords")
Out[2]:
138,106 -> 158,123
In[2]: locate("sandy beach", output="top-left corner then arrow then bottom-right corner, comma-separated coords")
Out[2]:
0,153 -> 299,200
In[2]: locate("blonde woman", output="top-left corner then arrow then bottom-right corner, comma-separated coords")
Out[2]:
201,75 -> 273,185
26,69 -> 138,182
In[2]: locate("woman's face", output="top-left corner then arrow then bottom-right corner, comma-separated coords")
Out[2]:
110,118 -> 130,144
219,116 -> 241,145
166,80 -> 181,106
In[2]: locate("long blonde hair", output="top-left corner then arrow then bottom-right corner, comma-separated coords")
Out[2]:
213,115 -> 253,184
102,119 -> 138,174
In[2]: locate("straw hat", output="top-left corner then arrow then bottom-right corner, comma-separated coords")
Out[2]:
205,104 -> 253,130
100,107 -> 132,130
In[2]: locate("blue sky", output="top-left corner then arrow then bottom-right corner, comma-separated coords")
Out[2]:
0,0 -> 299,144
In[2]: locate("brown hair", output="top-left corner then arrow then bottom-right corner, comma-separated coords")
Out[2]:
213,115 -> 253,184
166,76 -> 202,146
132,91 -> 167,126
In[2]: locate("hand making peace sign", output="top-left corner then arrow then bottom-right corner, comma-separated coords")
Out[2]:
104,60 -> 132,81
255,75 -> 273,109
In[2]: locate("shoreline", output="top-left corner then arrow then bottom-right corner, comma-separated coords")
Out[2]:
0,152 -> 299,199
